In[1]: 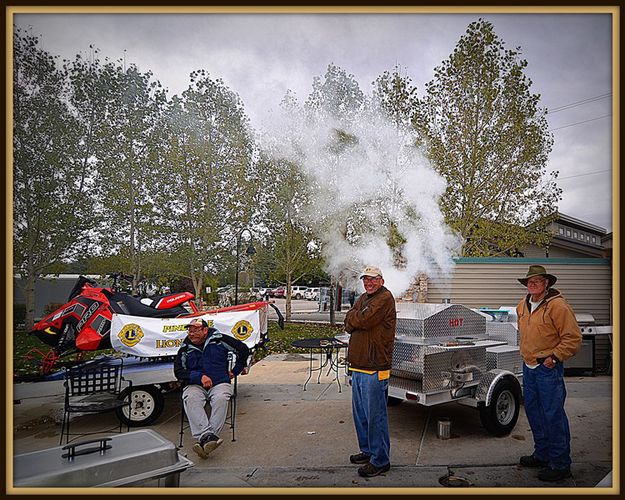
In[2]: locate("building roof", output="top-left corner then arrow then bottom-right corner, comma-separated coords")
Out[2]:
556,213 -> 607,235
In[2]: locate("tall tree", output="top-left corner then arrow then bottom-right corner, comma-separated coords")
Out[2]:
13,28 -> 92,329
257,152 -> 322,320
155,71 -> 257,302
414,19 -> 559,256
372,65 -> 418,129
93,63 -> 168,292
305,63 -> 366,122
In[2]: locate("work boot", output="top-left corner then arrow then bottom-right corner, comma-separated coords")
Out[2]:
519,455 -> 548,468
538,467 -> 572,482
357,462 -> 390,477
349,452 -> 370,464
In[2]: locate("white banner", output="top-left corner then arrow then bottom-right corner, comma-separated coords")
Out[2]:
110,310 -> 263,357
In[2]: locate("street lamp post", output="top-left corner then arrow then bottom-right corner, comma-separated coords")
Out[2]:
235,228 -> 256,305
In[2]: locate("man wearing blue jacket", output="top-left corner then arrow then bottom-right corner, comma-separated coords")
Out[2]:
174,318 -> 249,459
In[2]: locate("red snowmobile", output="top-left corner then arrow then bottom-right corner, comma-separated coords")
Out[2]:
29,274 -> 198,370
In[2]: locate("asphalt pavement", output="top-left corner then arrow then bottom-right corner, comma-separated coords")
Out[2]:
12,351 -> 614,492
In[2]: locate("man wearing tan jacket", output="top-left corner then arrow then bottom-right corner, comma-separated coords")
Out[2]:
516,265 -> 581,482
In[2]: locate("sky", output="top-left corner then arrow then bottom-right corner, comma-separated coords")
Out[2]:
13,9 -> 615,233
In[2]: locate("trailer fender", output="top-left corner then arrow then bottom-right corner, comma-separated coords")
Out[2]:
474,369 -> 521,406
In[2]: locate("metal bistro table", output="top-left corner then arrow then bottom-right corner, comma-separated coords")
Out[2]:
291,337 -> 349,392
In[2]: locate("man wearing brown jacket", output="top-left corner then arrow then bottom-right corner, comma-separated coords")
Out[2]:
516,265 -> 581,482
344,265 -> 396,478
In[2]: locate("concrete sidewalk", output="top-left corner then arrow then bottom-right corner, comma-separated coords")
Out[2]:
12,353 -> 614,490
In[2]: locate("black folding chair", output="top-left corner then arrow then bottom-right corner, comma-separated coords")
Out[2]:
178,376 -> 238,448
59,357 -> 132,445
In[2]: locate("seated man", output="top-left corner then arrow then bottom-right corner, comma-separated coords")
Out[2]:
174,318 -> 249,458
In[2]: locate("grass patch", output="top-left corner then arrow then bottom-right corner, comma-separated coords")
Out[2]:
253,321 -> 345,360
12,329 -> 114,380
13,321 -> 345,378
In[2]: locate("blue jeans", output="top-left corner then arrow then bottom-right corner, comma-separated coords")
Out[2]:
523,362 -> 572,469
351,371 -> 390,467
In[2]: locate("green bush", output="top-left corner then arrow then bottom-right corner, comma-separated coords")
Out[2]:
253,321 -> 344,361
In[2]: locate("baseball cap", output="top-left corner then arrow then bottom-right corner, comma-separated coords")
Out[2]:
185,318 -> 208,329
359,265 -> 383,279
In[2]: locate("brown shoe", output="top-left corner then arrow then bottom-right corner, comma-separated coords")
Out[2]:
192,441 -> 209,459
202,434 -> 224,455
358,462 -> 390,477
349,452 -> 370,464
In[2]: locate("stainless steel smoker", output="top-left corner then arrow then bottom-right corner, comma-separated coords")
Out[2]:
349,302 -> 524,436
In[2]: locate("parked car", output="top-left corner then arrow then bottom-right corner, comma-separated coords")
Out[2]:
304,287 -> 320,301
290,286 -> 309,300
256,287 -> 271,300
271,286 -> 286,298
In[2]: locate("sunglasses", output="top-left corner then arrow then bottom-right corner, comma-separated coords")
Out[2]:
363,276 -> 382,282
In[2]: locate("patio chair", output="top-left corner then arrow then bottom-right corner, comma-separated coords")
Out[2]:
59,357 -> 132,445
178,352 -> 239,448
178,376 -> 238,448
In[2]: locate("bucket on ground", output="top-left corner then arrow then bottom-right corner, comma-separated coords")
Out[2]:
437,418 -> 451,439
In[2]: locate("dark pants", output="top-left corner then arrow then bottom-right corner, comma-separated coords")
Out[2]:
523,362 -> 572,469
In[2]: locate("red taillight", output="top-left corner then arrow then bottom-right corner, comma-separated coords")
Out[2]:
406,392 -> 418,401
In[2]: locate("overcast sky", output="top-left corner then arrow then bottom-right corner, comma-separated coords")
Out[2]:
13,10 -> 615,232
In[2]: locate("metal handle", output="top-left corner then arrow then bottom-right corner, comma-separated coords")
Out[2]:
61,437 -> 112,460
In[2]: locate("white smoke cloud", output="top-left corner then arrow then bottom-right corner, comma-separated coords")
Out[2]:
262,105 -> 463,298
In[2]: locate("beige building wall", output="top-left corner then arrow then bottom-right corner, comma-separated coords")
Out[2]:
425,259 -> 613,326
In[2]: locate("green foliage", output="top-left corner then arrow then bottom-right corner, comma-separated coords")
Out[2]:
254,322 -> 344,360
414,19 -> 560,256
305,63 -> 366,121
154,70 -> 259,302
372,65 -> 419,128
13,27 -> 94,329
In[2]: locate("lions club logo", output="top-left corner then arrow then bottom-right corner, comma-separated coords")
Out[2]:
231,320 -> 253,341
118,323 -> 144,347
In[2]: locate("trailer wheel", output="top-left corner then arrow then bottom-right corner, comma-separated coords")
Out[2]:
117,385 -> 165,427
387,396 -> 404,407
479,378 -> 521,436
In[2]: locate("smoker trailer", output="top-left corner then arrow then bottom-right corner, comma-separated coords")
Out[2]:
345,303 -> 524,436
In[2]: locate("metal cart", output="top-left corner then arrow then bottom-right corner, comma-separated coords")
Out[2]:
341,303 -> 524,436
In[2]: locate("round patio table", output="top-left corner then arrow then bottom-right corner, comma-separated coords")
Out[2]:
291,337 -> 349,392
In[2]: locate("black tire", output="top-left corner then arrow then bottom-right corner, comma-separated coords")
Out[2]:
116,385 -> 165,427
479,377 -> 521,436
295,294 -> 302,300
387,396 -> 404,407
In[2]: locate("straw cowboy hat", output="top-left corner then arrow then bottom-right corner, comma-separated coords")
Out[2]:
517,265 -> 557,288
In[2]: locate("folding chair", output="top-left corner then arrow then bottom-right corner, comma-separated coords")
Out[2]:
59,357 -> 132,445
178,376 -> 238,448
